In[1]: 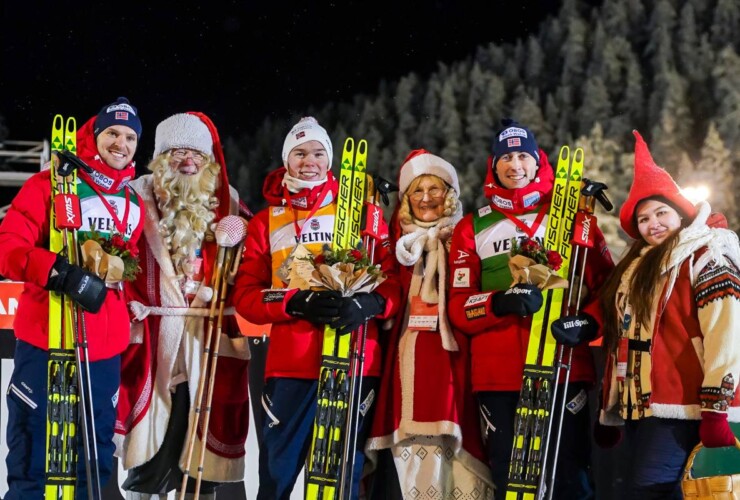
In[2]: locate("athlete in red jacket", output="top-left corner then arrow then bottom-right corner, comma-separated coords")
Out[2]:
0,97 -> 145,499
447,119 -> 614,498
231,117 -> 401,499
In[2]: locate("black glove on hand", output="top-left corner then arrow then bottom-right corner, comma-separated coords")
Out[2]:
492,284 -> 543,317
551,313 -> 598,347
45,254 -> 107,313
329,292 -> 386,335
286,290 -> 342,324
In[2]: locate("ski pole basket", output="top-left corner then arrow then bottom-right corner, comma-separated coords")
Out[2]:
682,438 -> 740,499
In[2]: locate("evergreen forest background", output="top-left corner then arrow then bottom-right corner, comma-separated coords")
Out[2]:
224,0 -> 740,255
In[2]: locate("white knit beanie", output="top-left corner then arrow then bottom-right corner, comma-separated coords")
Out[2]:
398,149 -> 460,197
282,116 -> 333,168
153,113 -> 213,158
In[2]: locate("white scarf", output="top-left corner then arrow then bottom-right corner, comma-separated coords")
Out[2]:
396,211 -> 462,351
282,171 -> 327,193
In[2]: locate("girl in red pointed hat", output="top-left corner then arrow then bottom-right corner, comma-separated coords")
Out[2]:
597,130 -> 740,498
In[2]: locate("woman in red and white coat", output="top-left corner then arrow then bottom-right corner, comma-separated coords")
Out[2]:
597,131 -> 740,498
366,150 -> 493,499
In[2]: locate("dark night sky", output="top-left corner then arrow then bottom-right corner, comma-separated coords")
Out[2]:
2,1 -> 558,163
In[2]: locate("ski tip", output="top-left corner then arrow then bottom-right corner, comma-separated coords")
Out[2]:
52,115 -> 64,132
64,117 -> 76,134
558,145 -> 570,161
573,147 -> 584,164
357,139 -> 368,155
343,137 -> 355,152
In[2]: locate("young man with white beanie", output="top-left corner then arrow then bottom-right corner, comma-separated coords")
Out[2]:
115,112 -> 252,499
231,116 -> 401,499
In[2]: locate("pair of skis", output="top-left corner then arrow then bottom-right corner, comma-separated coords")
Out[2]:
505,146 -> 583,500
46,115 -> 101,500
305,137 -> 370,500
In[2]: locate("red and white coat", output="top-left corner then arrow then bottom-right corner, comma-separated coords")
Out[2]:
114,175 -> 250,482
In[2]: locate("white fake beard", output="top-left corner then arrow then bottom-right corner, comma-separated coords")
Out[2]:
151,157 -> 219,277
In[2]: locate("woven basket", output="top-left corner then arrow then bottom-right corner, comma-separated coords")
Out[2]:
682,438 -> 740,500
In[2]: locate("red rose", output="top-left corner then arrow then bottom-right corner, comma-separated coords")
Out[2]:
314,254 -> 326,265
546,250 -> 563,271
111,234 -> 126,249
349,249 -> 363,261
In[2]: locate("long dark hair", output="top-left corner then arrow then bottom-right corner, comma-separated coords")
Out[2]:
600,201 -> 689,352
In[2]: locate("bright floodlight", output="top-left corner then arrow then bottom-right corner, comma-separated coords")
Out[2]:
680,184 -> 710,204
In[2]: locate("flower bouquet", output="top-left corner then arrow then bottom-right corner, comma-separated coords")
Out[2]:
287,243 -> 386,296
79,229 -> 141,286
508,237 -> 568,290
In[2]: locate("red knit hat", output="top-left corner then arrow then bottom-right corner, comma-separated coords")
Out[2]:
619,130 -> 697,239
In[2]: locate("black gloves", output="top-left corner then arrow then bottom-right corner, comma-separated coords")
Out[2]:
492,284 -> 543,317
551,313 -> 598,347
329,293 -> 386,335
45,254 -> 107,313
286,290 -> 342,324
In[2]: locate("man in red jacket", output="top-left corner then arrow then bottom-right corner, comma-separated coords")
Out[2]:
231,116 -> 401,500
0,97 -> 145,499
447,119 -> 614,498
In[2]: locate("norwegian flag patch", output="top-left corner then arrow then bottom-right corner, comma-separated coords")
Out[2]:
115,111 -> 129,120
507,137 -> 521,147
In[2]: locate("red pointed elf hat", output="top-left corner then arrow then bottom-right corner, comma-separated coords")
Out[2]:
619,130 -> 696,239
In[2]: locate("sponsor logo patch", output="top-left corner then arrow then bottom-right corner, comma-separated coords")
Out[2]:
478,205 -> 493,217
453,268 -> 470,288
464,293 -> 491,307
296,131 -> 305,140
522,191 -> 540,208
492,195 -> 514,210
105,103 -> 136,114
272,206 -> 286,216
465,306 -> 486,320
262,290 -> 286,303
456,250 -> 470,260
498,127 -> 528,140
566,389 -> 588,414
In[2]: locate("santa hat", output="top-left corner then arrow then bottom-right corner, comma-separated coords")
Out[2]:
619,130 -> 697,239
282,116 -> 333,168
398,149 -> 460,198
153,113 -> 214,158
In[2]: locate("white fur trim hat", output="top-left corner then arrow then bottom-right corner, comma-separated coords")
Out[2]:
398,149 -> 460,197
153,113 -> 213,158
282,116 -> 333,168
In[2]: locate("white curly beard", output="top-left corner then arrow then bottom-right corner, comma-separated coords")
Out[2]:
150,157 -> 220,277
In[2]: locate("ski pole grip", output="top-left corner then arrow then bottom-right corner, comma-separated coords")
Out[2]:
55,150 -> 93,176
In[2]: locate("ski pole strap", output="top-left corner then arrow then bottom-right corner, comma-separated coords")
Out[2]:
129,301 -> 236,321
628,338 -> 651,352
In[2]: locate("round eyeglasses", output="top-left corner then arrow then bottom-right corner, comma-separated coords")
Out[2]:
409,186 -> 447,201
170,149 -> 208,165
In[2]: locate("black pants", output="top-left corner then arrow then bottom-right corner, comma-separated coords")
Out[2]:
478,382 -> 595,499
122,383 -> 220,495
